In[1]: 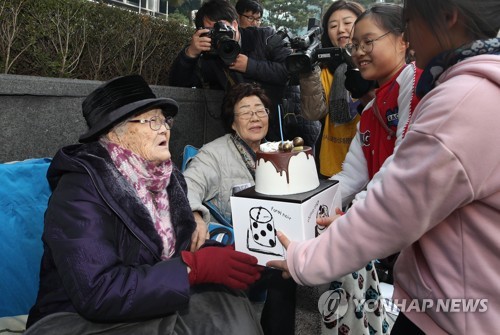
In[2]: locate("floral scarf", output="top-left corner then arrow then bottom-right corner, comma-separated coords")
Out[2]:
102,140 -> 176,260
417,38 -> 500,98
230,133 -> 257,179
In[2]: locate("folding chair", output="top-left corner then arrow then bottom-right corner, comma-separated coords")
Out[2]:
181,145 -> 234,245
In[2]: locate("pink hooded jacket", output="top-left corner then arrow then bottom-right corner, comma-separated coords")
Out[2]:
286,54 -> 500,334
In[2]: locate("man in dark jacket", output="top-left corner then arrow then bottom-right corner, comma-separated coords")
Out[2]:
169,0 -> 320,147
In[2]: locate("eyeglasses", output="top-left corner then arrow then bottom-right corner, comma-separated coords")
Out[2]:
240,14 -> 262,23
234,108 -> 269,120
128,116 -> 174,131
345,31 -> 392,54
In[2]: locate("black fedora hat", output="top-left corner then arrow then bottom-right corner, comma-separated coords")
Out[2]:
79,75 -> 178,143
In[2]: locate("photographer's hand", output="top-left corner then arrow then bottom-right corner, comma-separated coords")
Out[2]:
186,29 -> 212,58
229,54 -> 248,73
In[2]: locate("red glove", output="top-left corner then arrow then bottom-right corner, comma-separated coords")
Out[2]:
181,245 -> 261,290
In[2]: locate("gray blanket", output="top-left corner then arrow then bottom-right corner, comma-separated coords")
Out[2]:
25,285 -> 262,335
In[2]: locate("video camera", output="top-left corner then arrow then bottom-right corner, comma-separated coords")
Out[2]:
200,21 -> 241,66
267,19 -> 375,98
285,18 -> 345,74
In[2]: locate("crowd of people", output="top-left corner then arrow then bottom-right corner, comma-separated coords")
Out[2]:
24,0 -> 500,334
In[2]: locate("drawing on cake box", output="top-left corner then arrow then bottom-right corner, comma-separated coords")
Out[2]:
247,206 -> 285,257
315,204 -> 329,237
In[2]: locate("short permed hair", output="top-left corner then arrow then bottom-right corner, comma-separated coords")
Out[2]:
221,82 -> 271,134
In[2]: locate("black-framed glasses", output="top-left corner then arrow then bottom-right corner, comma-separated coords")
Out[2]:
240,14 -> 262,23
345,31 -> 392,54
234,108 -> 269,120
128,116 -> 174,131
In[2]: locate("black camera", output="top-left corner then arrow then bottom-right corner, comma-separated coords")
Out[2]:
271,19 -> 375,98
200,21 -> 241,66
285,18 -> 344,74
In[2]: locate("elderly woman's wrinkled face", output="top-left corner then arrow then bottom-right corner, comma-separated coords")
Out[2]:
231,95 -> 268,151
109,108 -> 171,165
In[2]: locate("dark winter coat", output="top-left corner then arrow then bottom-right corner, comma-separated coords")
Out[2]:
169,27 -> 320,146
169,27 -> 290,97
27,142 -> 196,327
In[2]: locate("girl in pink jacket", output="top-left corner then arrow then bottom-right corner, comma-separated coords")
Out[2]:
269,0 -> 500,334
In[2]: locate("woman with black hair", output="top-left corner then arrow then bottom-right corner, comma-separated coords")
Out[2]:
300,1 -> 368,179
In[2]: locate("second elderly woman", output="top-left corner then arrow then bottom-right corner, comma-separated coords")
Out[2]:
183,82 -> 297,335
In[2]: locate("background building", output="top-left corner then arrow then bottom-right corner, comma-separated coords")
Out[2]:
100,0 -> 169,17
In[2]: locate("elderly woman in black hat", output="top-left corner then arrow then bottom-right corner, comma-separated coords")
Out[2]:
25,75 -> 263,335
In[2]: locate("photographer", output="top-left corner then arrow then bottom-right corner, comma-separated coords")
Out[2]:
298,1 -> 373,178
168,0 -> 320,148
236,0 -> 263,28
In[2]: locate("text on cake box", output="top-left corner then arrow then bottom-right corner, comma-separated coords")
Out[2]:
230,181 -> 341,266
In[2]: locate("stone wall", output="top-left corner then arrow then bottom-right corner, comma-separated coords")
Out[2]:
0,74 -> 226,166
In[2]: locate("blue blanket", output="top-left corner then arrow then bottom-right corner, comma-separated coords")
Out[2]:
0,158 -> 51,317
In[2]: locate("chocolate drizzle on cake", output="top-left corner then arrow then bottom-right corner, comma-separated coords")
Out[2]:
256,147 -> 314,184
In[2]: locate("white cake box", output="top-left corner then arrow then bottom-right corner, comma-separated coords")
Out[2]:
230,180 -> 341,266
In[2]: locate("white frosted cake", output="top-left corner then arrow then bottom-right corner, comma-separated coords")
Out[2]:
255,138 -> 319,195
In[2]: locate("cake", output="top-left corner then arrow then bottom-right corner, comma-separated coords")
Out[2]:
255,138 -> 319,195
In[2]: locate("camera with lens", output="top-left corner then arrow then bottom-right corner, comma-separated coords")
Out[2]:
200,21 -> 241,66
284,19 -> 345,74
283,18 -> 375,98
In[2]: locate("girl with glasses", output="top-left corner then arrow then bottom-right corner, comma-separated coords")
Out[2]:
330,3 -> 422,209
277,3 -> 423,334
304,4 -> 422,305
183,83 -> 298,335
300,3 -> 406,335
